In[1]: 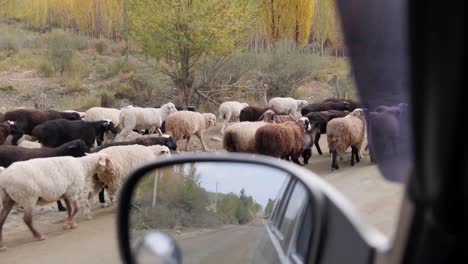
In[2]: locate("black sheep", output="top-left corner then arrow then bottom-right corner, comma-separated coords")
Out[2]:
0,121 -> 24,145
32,119 -> 117,148
239,106 -> 271,122
323,98 -> 362,110
4,109 -> 81,135
301,101 -> 352,116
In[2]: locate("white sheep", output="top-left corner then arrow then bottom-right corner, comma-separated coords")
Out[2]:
223,121 -> 268,153
117,103 -> 177,140
0,153 -> 113,250
16,135 -> 41,148
85,107 -> 121,128
326,108 -> 366,170
165,111 -> 216,151
218,101 -> 249,134
268,97 -> 308,117
90,145 -> 171,218
64,110 -> 86,119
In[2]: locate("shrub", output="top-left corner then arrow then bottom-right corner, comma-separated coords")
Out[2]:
0,33 -> 20,55
47,30 -> 74,75
64,77 -> 86,95
71,34 -> 89,51
93,39 -> 109,55
68,56 -> 91,78
37,60 -> 54,77
60,94 -> 100,111
98,58 -> 136,79
99,90 -> 116,107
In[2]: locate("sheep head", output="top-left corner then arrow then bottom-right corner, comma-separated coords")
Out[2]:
160,102 -> 178,116
296,100 -> 309,109
240,103 -> 249,108
258,109 -> 276,122
151,145 -> 172,157
297,117 -> 312,132
95,153 -> 118,195
203,113 -> 217,128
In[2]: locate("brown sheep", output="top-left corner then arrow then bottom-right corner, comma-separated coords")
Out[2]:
239,106 -> 271,122
258,109 -> 296,123
165,111 -> 216,151
255,118 -> 309,164
0,121 -> 24,145
326,108 -> 366,170
4,109 -> 81,135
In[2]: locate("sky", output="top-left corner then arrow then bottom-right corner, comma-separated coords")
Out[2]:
193,162 -> 290,208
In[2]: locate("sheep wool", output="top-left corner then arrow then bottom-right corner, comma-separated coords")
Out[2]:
118,103 -> 177,140
91,145 -> 171,217
218,101 -> 249,134
255,120 -> 306,164
165,111 -> 216,151
268,97 -> 308,117
326,109 -> 366,169
85,107 -> 121,127
0,153 -> 113,250
223,121 -> 268,153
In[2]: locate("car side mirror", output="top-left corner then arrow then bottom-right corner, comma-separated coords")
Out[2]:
117,153 -> 389,264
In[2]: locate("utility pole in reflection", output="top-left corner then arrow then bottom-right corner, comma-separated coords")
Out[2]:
214,175 -> 219,213
152,171 -> 159,208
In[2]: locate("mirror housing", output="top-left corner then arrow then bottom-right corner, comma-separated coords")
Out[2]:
117,153 -> 389,264
134,231 -> 181,264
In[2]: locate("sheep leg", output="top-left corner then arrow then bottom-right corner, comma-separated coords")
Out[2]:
0,196 -> 14,251
291,155 -> 302,165
156,128 -> 163,136
23,206 -> 45,241
221,119 -> 228,134
63,199 -> 74,229
350,146 -> 357,166
355,146 -> 361,163
331,150 -> 339,170
56,200 -> 67,212
302,149 -> 312,165
315,133 -> 323,155
196,133 -> 209,151
69,200 -> 79,229
99,188 -> 106,204
185,136 -> 192,151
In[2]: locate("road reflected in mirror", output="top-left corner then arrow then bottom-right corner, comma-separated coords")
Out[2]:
130,162 -> 290,264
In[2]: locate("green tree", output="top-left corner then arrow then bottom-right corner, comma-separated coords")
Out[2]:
264,198 -> 274,218
127,0 -> 260,106
47,29 -> 75,75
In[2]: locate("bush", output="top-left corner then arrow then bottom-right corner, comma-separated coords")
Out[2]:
113,72 -> 159,106
37,60 -> 54,77
60,94 -> 100,111
93,39 -> 109,55
0,33 -> 20,55
68,56 -> 91,78
64,77 -> 86,95
99,90 -> 116,107
71,34 -> 89,51
98,58 -> 135,79
47,30 -> 74,75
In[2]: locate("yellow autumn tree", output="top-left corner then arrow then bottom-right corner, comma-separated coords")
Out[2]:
263,0 -> 315,45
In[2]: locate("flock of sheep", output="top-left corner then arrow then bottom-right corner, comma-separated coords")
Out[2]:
0,96 -> 408,251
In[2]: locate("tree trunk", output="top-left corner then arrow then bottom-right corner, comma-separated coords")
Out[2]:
122,0 -> 129,61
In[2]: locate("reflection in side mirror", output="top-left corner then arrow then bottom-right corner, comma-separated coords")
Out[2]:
134,231 -> 181,264
127,162 -> 290,263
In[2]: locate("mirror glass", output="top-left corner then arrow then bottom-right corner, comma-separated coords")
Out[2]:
129,162 -> 291,264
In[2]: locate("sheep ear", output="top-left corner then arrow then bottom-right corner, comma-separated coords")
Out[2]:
98,156 -> 108,166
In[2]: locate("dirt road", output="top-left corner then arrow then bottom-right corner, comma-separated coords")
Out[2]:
0,123 -> 404,263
